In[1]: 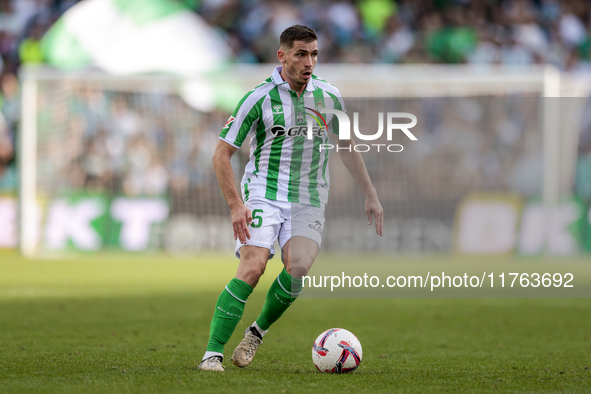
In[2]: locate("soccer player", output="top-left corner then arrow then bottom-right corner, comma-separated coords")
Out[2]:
198,25 -> 383,371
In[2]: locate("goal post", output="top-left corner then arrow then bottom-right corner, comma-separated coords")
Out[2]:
19,72 -> 38,258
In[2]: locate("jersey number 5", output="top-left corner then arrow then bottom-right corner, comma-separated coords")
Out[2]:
251,209 -> 264,228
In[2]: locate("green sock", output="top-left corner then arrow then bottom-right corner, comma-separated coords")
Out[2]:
255,269 -> 303,331
206,278 -> 253,353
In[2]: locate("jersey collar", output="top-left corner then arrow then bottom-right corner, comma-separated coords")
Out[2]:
271,66 -> 316,93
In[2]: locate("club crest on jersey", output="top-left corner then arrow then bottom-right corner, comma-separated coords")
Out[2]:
273,104 -> 283,113
296,110 -> 305,124
315,102 -> 325,111
222,116 -> 235,129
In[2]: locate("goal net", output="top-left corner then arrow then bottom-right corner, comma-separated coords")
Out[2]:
18,65 -> 586,256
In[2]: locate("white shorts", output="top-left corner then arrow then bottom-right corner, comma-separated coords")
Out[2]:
235,198 -> 325,260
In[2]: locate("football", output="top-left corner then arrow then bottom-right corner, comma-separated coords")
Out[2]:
312,328 -> 362,373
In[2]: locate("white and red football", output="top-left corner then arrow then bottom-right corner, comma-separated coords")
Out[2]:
312,328 -> 362,373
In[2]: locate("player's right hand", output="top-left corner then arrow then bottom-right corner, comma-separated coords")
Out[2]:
231,203 -> 252,244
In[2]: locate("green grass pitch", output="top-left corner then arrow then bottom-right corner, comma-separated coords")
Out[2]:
1,252 -> 591,393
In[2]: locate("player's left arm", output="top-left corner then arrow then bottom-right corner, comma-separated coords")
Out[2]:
336,138 -> 384,236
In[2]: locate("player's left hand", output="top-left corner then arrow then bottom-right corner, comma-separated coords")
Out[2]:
365,194 -> 384,236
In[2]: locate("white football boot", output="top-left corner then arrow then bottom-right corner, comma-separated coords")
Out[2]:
232,326 -> 263,368
197,356 -> 225,371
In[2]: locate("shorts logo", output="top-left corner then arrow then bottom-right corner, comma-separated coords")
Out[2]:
222,116 -> 235,129
296,110 -> 304,124
309,220 -> 323,234
273,104 -> 283,113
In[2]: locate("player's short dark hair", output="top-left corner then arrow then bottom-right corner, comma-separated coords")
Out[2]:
279,25 -> 317,49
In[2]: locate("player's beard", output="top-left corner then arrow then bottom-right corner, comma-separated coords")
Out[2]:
285,63 -> 311,86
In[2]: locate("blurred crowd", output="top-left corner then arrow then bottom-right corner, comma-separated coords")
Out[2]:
36,85 -> 230,197
0,0 -> 80,192
204,0 -> 591,71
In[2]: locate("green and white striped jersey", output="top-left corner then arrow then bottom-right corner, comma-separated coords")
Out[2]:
219,66 -> 345,208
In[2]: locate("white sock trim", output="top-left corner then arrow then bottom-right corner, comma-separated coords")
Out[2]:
276,274 -> 302,297
225,285 -> 247,303
252,321 -> 268,338
202,351 -> 223,362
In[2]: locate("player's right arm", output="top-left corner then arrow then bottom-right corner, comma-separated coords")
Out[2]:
215,83 -> 268,244
212,140 -> 252,244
